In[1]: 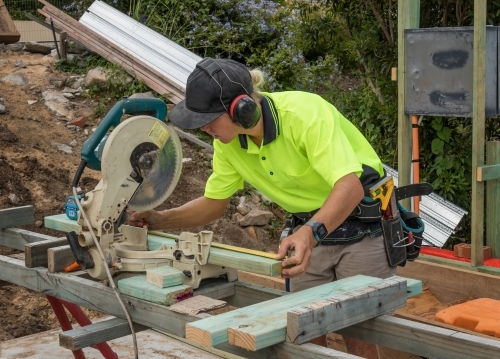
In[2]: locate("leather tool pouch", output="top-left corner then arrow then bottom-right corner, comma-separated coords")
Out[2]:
381,217 -> 407,267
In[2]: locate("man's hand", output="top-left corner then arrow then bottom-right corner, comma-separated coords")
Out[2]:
275,226 -> 317,278
128,210 -> 165,230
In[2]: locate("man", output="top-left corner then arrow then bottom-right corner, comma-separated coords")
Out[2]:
130,57 -> 394,357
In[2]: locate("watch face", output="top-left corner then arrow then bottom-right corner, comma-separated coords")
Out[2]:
316,223 -> 328,239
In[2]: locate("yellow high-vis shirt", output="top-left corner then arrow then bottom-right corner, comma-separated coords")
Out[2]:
204,91 -> 384,214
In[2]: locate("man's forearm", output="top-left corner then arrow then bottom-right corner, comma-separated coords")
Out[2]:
311,173 -> 364,234
158,196 -> 230,230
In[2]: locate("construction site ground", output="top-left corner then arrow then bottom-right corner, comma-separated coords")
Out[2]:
0,50 -> 281,343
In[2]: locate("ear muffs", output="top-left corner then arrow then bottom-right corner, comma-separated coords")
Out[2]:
229,94 -> 261,129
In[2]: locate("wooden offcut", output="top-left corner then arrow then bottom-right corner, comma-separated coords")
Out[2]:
0,228 -> 54,251
24,237 -> 67,268
118,275 -> 192,306
48,245 -> 76,273
147,265 -> 184,288
0,206 -> 34,229
186,275 -> 386,347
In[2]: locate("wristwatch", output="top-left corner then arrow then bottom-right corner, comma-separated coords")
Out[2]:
304,220 -> 328,247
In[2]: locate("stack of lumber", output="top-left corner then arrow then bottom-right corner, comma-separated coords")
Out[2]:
37,0 -> 197,103
186,275 -> 422,351
0,0 -> 21,44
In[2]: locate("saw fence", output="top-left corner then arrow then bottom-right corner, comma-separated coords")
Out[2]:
1,206 -> 500,359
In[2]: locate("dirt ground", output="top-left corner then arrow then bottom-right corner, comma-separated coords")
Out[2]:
0,49 -> 281,342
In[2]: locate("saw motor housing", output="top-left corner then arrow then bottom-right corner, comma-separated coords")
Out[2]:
73,111 -> 237,288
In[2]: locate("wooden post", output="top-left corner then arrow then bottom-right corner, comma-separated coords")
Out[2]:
59,31 -> 67,59
486,141 -> 500,258
471,0 -> 487,267
397,0 -> 420,209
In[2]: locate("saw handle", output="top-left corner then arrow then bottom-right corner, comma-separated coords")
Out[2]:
81,98 -> 168,171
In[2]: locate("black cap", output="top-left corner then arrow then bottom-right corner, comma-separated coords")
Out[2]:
169,58 -> 253,129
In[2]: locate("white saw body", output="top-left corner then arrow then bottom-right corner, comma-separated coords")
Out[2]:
75,115 -> 237,288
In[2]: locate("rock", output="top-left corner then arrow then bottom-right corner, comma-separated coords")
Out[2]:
251,192 -> 261,204
27,100 -> 37,105
35,220 -> 43,228
42,90 -> 73,119
66,76 -> 84,89
49,77 -> 66,88
8,193 -> 19,205
6,43 -> 24,52
63,92 -> 75,99
1,73 -> 28,86
84,129 -> 89,135
52,143 -> 73,154
68,116 -> 87,128
182,157 -> 192,163
0,59 -> 8,66
69,139 -> 78,147
129,91 -> 155,99
238,209 -> 274,227
245,226 -> 259,241
0,100 -> 7,114
85,67 -> 108,87
24,42 -> 54,55
13,60 -> 26,68
231,212 -> 244,222
62,87 -> 79,94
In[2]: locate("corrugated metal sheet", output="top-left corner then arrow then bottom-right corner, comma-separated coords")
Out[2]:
384,165 -> 467,247
80,0 -> 200,92
77,1 -> 466,248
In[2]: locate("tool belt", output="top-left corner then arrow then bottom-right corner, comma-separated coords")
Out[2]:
289,196 -> 426,266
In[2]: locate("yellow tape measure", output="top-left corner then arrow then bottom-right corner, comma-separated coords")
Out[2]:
148,230 -> 278,260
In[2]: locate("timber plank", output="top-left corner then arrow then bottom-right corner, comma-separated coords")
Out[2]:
44,215 -> 282,276
0,206 -> 34,229
286,277 -> 408,346
118,275 -> 193,305
48,244 -> 76,273
147,265 -> 184,288
25,237 -> 67,268
186,275 -> 386,347
237,270 -> 285,291
337,315 -> 500,359
59,317 -> 147,351
0,228 -> 54,251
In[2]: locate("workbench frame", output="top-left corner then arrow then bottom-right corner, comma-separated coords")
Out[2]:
1,209 -> 500,359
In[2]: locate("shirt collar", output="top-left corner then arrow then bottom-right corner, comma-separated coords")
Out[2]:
238,94 -> 280,149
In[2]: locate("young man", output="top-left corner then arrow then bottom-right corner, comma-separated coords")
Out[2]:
129,57 -> 394,356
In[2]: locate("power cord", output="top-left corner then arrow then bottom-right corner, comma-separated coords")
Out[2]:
72,186 -> 139,359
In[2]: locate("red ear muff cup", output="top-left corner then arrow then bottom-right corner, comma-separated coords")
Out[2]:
230,95 -> 261,129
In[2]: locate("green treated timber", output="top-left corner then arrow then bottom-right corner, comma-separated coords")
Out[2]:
229,277 -> 421,350
471,0 -> 487,267
186,275 -> 418,347
486,142 -> 500,258
397,0 -> 420,209
478,164 -> 500,182
0,205 -> 35,229
0,228 -> 54,251
149,235 -> 282,277
118,275 -> 192,306
337,314 -> 500,359
147,265 -> 184,288
44,214 -> 282,276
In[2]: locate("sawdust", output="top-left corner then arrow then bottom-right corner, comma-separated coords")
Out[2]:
0,51 -> 280,342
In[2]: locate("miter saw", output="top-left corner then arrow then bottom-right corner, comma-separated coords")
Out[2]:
66,97 -> 237,288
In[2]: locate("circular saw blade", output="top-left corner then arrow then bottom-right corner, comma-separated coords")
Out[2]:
127,122 -> 182,211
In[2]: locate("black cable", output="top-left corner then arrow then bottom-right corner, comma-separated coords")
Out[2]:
50,18 -> 61,59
